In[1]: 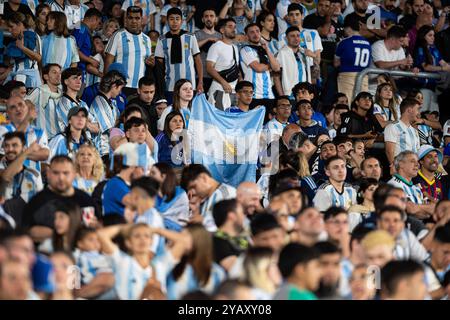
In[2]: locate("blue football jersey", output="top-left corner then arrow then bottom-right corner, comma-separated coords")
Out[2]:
335,35 -> 372,73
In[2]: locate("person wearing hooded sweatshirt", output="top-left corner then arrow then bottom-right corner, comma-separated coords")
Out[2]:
26,64 -> 63,141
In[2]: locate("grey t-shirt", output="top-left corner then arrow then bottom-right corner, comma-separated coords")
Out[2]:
194,29 -> 222,79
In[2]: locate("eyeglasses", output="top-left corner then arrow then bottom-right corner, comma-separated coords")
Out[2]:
239,90 -> 254,95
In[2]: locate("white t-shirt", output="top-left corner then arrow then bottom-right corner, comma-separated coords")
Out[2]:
384,120 -> 421,157
371,40 -> 406,69
206,41 -> 239,76
206,41 -> 240,99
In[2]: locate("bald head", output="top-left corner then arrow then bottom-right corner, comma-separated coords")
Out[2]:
237,182 -> 259,195
237,182 -> 262,216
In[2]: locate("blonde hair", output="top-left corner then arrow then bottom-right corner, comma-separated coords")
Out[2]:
361,230 -> 395,251
241,247 -> 276,294
102,18 -> 120,35
74,144 -> 104,182
298,152 -> 310,178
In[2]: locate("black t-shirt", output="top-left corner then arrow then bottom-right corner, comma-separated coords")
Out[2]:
3,3 -> 35,19
213,235 -> 242,264
303,13 -> 325,29
320,35 -> 337,62
22,187 -> 99,228
337,110 -> 381,137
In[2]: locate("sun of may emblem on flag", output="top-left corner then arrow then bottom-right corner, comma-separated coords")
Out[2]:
224,139 -> 237,157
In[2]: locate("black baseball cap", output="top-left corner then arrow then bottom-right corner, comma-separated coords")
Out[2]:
67,107 -> 88,120
354,91 -> 373,100
271,181 -> 302,198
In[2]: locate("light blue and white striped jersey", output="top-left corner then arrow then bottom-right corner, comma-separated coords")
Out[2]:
109,248 -> 176,300
112,142 -> 156,174
134,208 -> 165,256
417,124 -> 433,146
89,94 -> 120,156
48,132 -> 89,160
41,33 -> 80,69
65,3 -> 89,30
313,182 -> 357,212
388,174 -> 425,204
105,29 -> 152,89
384,120 -> 421,157
0,159 -> 43,202
275,45 -> 307,96
257,173 -> 270,207
328,127 -> 337,140
56,95 -> 92,134
180,4 -> 196,33
110,249 -> 151,300
278,28 -> 323,71
47,0 -> 66,13
166,262 -> 226,300
154,32 -> 200,92
0,123 -> 49,173
246,0 -> 262,22
73,176 -> 98,195
373,103 -> 400,122
339,258 -> 353,298
73,249 -> 113,285
121,0 -> 157,34
240,45 -> 275,99
263,36 -> 279,56
393,229 -> 429,262
84,53 -> 104,87
157,105 -> 191,131
264,118 -> 288,143
26,85 -> 63,141
200,183 -> 237,232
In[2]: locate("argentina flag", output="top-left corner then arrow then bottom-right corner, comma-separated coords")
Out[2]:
187,94 -> 265,187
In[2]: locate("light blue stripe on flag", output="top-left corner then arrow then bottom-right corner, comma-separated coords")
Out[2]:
132,35 -> 141,88
188,94 -> 265,187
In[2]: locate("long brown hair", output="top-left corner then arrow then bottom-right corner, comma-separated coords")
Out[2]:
163,111 -> 185,146
172,79 -> 193,112
154,163 -> 177,202
52,201 -> 82,252
48,11 -> 70,37
374,83 -> 399,121
35,4 -> 51,36
7,12 -> 35,31
172,224 -> 213,287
